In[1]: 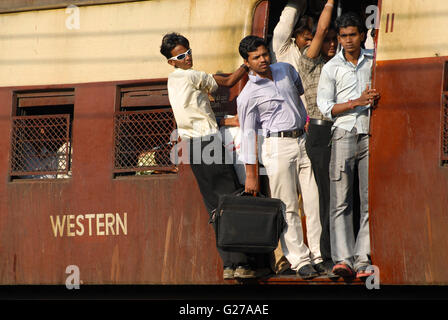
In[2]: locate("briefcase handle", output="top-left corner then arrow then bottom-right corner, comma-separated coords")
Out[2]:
234,188 -> 266,198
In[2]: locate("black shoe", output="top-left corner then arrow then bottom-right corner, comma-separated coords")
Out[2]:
255,268 -> 273,279
297,264 -> 319,280
314,260 -> 338,279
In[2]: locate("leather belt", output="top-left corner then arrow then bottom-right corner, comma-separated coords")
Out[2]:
267,129 -> 304,138
309,118 -> 333,127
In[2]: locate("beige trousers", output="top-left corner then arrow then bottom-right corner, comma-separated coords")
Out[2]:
262,135 -> 322,270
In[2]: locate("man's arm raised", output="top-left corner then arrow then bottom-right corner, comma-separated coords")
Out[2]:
306,0 -> 335,59
272,0 -> 307,55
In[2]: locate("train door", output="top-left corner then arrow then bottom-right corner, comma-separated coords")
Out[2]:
371,0 -> 448,285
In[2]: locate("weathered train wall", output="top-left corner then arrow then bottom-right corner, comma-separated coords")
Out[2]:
370,0 -> 448,284
371,57 -> 448,285
0,82 -> 225,284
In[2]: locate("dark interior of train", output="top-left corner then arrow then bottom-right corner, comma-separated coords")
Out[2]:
267,0 -> 379,45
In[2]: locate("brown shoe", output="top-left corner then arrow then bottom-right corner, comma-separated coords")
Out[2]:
234,266 -> 256,279
275,256 -> 291,274
223,267 -> 235,280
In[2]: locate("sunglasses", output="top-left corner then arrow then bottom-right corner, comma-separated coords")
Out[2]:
169,48 -> 192,61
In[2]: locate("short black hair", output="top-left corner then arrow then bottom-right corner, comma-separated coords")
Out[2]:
335,12 -> 366,34
160,32 -> 190,59
238,35 -> 267,60
292,16 -> 314,38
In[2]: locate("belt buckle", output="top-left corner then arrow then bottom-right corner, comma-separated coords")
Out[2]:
292,130 -> 299,138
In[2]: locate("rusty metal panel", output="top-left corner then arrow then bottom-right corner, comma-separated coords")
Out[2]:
17,91 -> 75,108
0,84 -> 224,285
370,57 -> 448,285
120,85 -> 170,108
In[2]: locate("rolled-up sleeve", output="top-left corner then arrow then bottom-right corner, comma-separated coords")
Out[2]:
317,67 -> 336,120
237,96 -> 259,165
190,70 -> 218,93
272,0 -> 306,55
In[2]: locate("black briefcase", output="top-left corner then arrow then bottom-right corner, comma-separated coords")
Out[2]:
213,191 -> 286,253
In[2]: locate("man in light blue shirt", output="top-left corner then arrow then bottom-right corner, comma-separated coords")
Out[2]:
317,12 -> 380,279
237,35 -> 323,280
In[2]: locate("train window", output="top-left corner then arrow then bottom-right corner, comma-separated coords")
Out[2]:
266,0 -> 378,50
113,82 -> 178,178
10,90 -> 74,180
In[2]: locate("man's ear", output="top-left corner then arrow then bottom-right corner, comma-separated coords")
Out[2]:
167,59 -> 176,67
361,32 -> 366,42
244,59 -> 250,69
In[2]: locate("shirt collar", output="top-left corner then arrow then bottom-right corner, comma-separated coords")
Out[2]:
248,66 -> 274,84
337,48 -> 373,65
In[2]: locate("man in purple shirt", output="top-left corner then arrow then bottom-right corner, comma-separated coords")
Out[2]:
237,35 -> 323,279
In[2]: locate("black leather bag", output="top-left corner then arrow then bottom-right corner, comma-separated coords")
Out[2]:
213,191 -> 286,253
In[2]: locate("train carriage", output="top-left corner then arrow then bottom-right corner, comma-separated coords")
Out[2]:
0,0 -> 447,286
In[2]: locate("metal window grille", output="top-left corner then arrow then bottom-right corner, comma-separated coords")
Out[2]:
113,109 -> 177,174
209,86 -> 237,117
10,114 -> 71,177
442,93 -> 448,165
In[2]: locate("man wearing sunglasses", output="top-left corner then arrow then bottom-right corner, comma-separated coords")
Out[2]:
160,33 -> 266,281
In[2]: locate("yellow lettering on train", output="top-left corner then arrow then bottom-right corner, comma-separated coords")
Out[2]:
116,212 -> 127,235
105,213 -> 115,235
76,215 -> 84,236
96,213 -> 105,236
67,215 -> 75,237
85,214 -> 95,236
50,215 -> 66,237
49,213 -> 128,237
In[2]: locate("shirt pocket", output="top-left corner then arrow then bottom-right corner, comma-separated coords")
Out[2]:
358,72 -> 372,92
335,69 -> 357,93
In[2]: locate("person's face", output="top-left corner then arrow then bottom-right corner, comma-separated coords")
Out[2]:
167,44 -> 193,70
295,30 -> 313,50
244,45 -> 271,76
337,26 -> 365,54
321,29 -> 338,59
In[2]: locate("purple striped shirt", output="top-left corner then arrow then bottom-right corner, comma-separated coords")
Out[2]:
237,62 -> 307,164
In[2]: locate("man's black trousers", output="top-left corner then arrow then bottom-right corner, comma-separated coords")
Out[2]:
187,134 -> 255,269
305,123 -> 332,262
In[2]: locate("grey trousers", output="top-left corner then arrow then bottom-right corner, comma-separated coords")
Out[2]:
329,127 -> 370,270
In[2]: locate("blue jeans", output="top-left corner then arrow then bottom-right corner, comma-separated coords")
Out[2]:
329,127 -> 370,270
